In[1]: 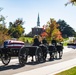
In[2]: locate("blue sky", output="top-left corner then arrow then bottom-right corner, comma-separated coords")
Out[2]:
0,0 -> 76,34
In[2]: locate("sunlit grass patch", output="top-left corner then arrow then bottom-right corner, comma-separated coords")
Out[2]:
55,66 -> 76,75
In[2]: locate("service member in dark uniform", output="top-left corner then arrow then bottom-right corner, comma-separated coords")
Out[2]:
33,35 -> 41,46
42,37 -> 47,45
51,38 -> 57,46
49,37 -> 57,60
41,37 -> 48,61
32,35 -> 41,61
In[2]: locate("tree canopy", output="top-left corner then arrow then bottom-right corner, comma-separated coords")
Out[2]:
0,24 -> 10,45
0,8 -> 10,45
45,18 -> 63,42
57,19 -> 76,37
8,18 -> 25,38
65,0 -> 76,6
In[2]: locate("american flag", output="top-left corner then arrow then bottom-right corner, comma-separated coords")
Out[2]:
5,40 -> 25,48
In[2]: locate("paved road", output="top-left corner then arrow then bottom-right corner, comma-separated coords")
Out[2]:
0,46 -> 76,75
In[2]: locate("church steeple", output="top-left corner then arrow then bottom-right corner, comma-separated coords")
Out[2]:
37,13 -> 40,27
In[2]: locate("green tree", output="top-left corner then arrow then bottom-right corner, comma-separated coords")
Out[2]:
65,0 -> 76,6
8,18 -> 25,38
57,20 -> 76,37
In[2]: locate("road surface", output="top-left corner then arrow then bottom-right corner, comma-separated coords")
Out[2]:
0,46 -> 76,75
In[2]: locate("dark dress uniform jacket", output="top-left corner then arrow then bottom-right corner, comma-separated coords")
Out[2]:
33,38 -> 41,46
51,40 -> 57,46
42,39 -> 47,44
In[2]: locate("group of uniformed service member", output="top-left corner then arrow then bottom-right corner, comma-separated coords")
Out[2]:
33,35 -> 57,46
32,35 -> 57,61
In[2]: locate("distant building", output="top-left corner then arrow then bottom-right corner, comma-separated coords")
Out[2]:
32,27 -> 43,36
32,13 -> 43,36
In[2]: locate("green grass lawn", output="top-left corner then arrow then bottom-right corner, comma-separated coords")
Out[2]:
63,38 -> 69,46
55,66 -> 76,75
63,42 -> 68,46
19,37 -> 69,46
19,37 -> 33,43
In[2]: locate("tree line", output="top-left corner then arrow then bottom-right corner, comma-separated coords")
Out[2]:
0,6 -> 76,45
43,18 -> 76,42
0,15 -> 76,43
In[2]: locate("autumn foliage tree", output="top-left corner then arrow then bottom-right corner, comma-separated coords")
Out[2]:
0,8 -> 10,46
0,24 -> 10,46
45,18 -> 63,42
